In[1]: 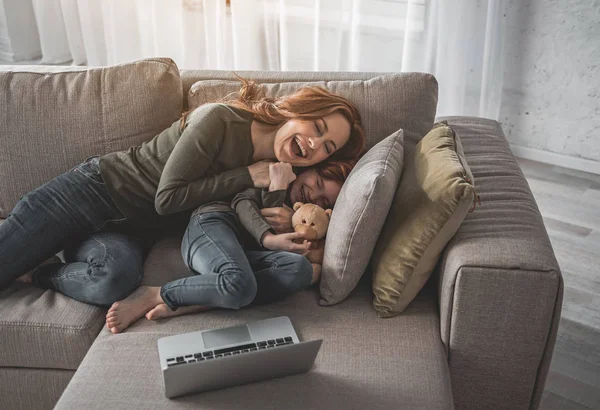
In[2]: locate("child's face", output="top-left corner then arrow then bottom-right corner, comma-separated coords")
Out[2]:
288,169 -> 342,209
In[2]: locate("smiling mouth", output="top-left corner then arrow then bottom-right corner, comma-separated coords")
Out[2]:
300,185 -> 308,202
293,136 -> 307,158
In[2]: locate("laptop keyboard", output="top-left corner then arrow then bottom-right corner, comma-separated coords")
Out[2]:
166,336 -> 294,367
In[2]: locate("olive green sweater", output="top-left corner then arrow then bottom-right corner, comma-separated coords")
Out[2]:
230,188 -> 288,246
99,103 -> 255,229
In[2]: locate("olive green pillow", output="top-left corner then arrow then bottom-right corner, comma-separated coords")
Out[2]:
371,122 -> 475,318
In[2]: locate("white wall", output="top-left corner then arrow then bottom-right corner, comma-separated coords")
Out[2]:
501,0 -> 600,164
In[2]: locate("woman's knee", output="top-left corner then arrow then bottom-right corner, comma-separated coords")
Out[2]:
87,236 -> 144,305
220,268 -> 257,309
90,262 -> 143,305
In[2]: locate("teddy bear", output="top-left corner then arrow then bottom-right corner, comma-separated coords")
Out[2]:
291,202 -> 332,284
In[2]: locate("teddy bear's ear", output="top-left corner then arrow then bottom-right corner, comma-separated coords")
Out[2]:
293,202 -> 304,211
325,209 -> 333,219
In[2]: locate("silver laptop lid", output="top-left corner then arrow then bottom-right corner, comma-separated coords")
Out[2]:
162,339 -> 322,398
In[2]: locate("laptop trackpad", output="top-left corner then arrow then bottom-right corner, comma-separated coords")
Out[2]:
202,325 -> 252,348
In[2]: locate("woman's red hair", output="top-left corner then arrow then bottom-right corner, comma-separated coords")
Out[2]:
222,77 -> 366,160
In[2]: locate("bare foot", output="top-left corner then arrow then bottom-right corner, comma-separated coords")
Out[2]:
145,303 -> 210,320
105,286 -> 162,334
16,255 -> 61,283
15,271 -> 34,284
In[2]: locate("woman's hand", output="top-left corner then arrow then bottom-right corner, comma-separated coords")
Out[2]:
268,162 -> 296,192
262,232 -> 311,254
261,204 -> 294,234
248,160 -> 273,188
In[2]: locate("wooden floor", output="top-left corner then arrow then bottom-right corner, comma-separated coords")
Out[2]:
516,158 -> 600,410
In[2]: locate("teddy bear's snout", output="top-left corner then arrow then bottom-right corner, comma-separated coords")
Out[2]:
294,225 -> 318,240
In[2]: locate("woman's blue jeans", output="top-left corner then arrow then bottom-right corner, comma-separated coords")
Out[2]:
161,212 -> 313,310
0,157 -> 144,306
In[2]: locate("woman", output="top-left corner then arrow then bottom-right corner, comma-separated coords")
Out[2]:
105,159 -> 356,334
0,79 -> 365,308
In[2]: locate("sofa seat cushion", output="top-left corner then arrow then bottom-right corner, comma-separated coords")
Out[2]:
56,276 -> 452,409
0,282 -> 105,369
0,367 -> 74,410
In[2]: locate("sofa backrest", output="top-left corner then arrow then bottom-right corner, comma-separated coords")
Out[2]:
0,61 -> 438,218
0,58 -> 182,218
181,70 -> 438,151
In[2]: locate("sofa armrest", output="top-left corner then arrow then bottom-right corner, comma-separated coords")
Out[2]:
435,116 -> 563,410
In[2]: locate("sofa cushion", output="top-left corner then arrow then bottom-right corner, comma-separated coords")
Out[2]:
55,276 -> 453,409
0,282 -> 105,369
371,122 -> 475,317
187,73 -> 438,150
140,233 -> 191,287
319,130 -> 404,306
0,368 -> 74,410
0,58 -> 182,218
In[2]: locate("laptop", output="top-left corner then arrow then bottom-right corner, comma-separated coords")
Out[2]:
157,316 -> 323,398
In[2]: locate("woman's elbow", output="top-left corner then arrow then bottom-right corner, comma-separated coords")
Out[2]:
155,192 -> 174,215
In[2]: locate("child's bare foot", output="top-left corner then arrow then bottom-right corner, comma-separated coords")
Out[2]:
16,255 -> 61,283
145,303 -> 210,320
15,271 -> 34,284
105,286 -> 162,334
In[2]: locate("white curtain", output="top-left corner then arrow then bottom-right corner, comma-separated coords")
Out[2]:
27,0 -> 507,119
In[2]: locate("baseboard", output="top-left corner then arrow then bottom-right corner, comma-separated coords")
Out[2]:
510,144 -> 600,176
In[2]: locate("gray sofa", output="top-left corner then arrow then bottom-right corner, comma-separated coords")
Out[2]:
0,60 -> 563,410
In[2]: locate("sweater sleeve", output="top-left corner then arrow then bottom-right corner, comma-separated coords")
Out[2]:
155,105 -> 254,215
232,188 -> 287,245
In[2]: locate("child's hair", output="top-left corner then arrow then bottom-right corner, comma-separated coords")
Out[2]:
301,157 -> 358,186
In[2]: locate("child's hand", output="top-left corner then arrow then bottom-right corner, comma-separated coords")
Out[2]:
261,204 -> 294,234
262,232 -> 311,254
268,162 -> 296,192
248,160 -> 274,188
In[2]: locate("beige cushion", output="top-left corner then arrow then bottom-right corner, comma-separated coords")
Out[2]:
0,282 -> 105,369
319,130 -> 404,305
55,276 -> 453,410
140,233 -> 191,287
187,73 -> 438,150
371,122 -> 475,317
0,368 -> 74,410
0,58 -> 183,218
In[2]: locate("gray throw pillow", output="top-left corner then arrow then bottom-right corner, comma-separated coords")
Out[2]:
319,129 -> 405,305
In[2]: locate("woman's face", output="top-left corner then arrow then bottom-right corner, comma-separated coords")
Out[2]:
289,169 -> 342,210
274,112 -> 351,166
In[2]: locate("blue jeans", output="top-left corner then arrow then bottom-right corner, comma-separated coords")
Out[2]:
161,212 -> 313,310
0,157 -> 144,306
